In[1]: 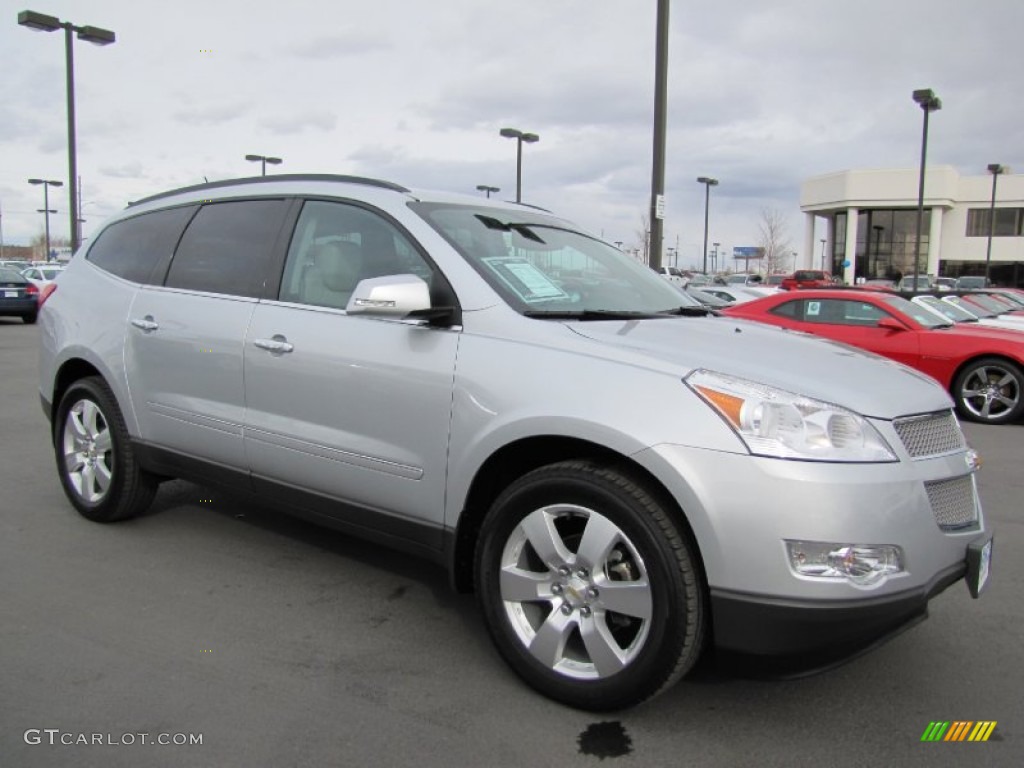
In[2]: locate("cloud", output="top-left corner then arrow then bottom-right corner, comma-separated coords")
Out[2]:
285,33 -> 389,59
259,110 -> 337,135
172,102 -> 250,126
99,161 -> 144,179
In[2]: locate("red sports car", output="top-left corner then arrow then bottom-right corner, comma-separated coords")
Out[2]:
723,288 -> 1024,424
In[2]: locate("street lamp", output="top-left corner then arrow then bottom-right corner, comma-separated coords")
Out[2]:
28,178 -> 63,262
499,128 -> 539,204
19,10 -> 115,254
696,177 -> 719,274
245,154 -> 282,176
984,164 -> 1008,285
649,0 -> 670,271
476,184 -> 500,198
820,238 -> 827,271
911,88 -> 941,292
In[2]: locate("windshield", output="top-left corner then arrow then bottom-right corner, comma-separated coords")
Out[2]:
410,203 -> 696,315
794,271 -> 825,281
967,294 -> 1014,314
879,295 -> 949,328
915,295 -> 977,322
945,296 -> 993,318
993,291 -> 1024,308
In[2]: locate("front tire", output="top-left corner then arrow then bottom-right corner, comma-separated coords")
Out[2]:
953,357 -> 1024,425
54,376 -> 157,522
475,460 -> 705,710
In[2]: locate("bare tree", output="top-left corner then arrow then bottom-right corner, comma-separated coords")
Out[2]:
634,213 -> 650,264
757,207 -> 793,275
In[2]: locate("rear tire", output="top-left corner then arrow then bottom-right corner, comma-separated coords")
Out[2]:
54,376 -> 157,522
953,357 -> 1024,425
475,460 -> 705,710
22,312 -> 37,325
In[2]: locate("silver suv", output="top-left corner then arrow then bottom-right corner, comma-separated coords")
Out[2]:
39,175 -> 992,710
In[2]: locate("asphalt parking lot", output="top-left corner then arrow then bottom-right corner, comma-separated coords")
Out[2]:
1,318 -> 1021,768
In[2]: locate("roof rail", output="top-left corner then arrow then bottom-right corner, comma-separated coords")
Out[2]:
128,174 -> 411,207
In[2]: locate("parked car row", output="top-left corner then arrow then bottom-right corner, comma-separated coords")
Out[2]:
35,174 -> 991,710
723,287 -> 1024,424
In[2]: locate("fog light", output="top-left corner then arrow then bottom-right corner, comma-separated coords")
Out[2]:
786,541 -> 904,587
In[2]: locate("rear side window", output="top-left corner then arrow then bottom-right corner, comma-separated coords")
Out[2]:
165,200 -> 290,298
87,206 -> 196,284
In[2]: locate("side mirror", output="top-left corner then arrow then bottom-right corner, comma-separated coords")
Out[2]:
346,274 -> 432,317
876,317 -> 907,332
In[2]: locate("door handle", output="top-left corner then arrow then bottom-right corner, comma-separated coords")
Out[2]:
130,316 -> 158,332
253,336 -> 294,354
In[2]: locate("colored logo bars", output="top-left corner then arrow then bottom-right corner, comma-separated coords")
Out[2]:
921,721 -> 997,742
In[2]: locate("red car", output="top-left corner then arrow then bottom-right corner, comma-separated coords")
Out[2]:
779,270 -> 832,291
723,288 -> 1024,424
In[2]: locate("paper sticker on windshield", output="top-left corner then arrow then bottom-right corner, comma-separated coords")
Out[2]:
484,257 -> 569,302
806,301 -> 821,317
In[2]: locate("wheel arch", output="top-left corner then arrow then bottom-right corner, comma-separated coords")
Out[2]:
50,358 -> 105,432
448,435 -> 707,596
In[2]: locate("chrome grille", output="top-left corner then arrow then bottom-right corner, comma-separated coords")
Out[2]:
894,411 -> 966,458
925,475 -> 979,531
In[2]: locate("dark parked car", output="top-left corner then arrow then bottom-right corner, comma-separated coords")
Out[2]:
0,267 -> 39,323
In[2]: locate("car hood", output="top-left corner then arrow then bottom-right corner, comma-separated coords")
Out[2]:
568,316 -> 951,420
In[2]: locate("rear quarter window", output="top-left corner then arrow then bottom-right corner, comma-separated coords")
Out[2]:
87,206 -> 197,284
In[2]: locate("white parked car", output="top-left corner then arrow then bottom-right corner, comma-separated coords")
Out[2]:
21,265 -> 65,288
654,265 -> 687,288
697,285 -> 775,304
909,295 -> 1024,333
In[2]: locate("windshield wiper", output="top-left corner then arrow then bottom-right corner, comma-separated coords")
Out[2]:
523,309 -> 664,320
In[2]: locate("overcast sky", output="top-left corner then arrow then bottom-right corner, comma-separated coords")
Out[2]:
3,0 -> 1023,266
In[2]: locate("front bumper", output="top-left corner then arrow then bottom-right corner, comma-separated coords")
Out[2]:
710,560 -> 964,661
632,437 -> 991,662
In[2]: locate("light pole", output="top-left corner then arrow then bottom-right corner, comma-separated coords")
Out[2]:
245,154 -> 282,176
911,88 -> 941,292
499,128 -> 539,203
476,185 -> 500,198
697,177 -> 718,274
19,11 -> 115,254
984,164 -> 1008,286
28,178 -> 63,261
820,238 -> 827,271
649,0 -> 670,271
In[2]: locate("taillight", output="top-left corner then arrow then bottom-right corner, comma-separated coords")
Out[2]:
38,283 -> 57,307
25,282 -> 39,299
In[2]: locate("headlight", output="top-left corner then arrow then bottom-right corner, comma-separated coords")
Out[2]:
685,369 -> 896,462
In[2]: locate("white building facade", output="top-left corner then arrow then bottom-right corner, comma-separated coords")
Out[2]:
800,167 -> 1024,286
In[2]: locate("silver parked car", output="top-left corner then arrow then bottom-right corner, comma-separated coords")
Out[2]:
38,175 -> 992,710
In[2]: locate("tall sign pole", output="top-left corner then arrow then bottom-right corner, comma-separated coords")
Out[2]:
649,0 -> 669,269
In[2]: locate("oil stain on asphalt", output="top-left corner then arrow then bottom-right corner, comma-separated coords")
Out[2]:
578,721 -> 632,759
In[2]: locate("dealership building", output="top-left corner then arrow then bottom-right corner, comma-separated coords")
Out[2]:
800,166 -> 1024,286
